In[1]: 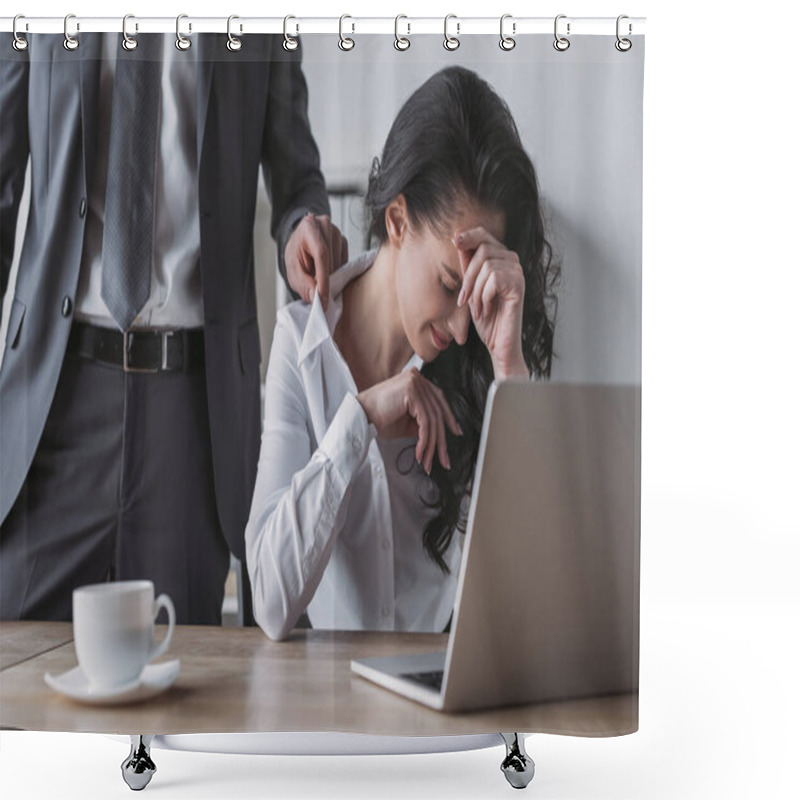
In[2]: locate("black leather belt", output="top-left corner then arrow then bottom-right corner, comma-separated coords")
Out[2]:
67,322 -> 205,373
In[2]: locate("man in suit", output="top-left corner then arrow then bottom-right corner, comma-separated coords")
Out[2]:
0,31 -> 346,625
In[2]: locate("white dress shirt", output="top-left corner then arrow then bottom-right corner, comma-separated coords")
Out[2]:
75,33 -> 202,329
245,250 -> 463,640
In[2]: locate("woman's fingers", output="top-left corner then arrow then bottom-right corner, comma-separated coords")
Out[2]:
434,401 -> 450,471
480,270 -> 504,322
405,377 -> 457,473
419,392 -> 440,474
471,261 -> 500,321
454,226 -> 502,253
422,383 -> 455,472
456,242 -> 488,308
407,393 -> 427,465
429,381 -> 461,437
457,240 -> 508,309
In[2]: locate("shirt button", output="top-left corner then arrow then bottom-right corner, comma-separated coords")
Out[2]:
61,296 -> 73,317
374,465 -> 384,479
351,436 -> 362,455
79,197 -> 87,218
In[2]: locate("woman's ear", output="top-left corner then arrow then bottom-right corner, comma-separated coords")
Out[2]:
385,195 -> 409,247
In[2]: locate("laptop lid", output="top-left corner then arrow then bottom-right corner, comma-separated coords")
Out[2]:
440,381 -> 640,712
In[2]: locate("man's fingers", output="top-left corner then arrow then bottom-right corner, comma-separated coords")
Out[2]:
298,217 -> 329,310
315,217 -> 334,311
295,272 -> 317,304
329,226 -> 346,272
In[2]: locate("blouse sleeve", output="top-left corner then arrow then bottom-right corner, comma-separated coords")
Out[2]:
245,311 -> 375,640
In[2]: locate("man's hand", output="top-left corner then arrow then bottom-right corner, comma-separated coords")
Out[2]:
285,213 -> 349,311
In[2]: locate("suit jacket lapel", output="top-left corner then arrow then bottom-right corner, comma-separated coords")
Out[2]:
78,32 -> 103,197
196,34 -> 216,167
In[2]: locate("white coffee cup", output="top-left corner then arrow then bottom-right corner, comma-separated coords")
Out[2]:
73,580 -> 175,691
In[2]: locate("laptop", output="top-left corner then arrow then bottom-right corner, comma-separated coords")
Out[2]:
351,381 -> 640,712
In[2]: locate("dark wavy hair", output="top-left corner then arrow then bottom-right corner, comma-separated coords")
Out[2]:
365,66 -> 559,572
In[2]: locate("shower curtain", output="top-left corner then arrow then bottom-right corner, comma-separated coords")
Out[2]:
0,22 -> 643,741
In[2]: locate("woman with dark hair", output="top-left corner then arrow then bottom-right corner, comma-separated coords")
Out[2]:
245,66 -> 558,640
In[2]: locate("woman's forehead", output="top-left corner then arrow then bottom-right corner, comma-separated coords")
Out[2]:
442,202 -> 506,242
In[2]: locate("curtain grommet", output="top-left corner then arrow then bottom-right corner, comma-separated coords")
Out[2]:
615,15 -> 632,52
500,14 -> 516,51
338,15 -> 355,51
63,13 -> 79,51
283,15 -> 299,51
394,15 -> 410,51
121,14 -> 138,51
444,14 -> 460,51
12,15 -> 29,51
227,15 -> 242,52
553,14 -> 570,52
176,13 -> 191,51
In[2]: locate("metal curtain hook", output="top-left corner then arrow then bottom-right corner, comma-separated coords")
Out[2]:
338,14 -> 355,51
553,14 -> 570,52
444,14 -> 460,51
122,14 -> 138,51
227,15 -> 242,51
12,15 -> 29,51
500,14 -> 516,51
176,14 -> 191,50
283,15 -> 299,51
394,15 -> 410,51
615,14 -> 632,51
63,13 -> 79,51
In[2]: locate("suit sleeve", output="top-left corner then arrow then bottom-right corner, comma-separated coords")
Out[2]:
0,35 -> 30,318
261,39 -> 330,292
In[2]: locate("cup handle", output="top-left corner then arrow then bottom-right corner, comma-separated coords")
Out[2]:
149,594 -> 176,662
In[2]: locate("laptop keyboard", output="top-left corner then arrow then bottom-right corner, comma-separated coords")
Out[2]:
401,669 -> 444,691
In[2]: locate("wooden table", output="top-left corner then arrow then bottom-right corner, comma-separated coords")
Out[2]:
0,622 -> 637,737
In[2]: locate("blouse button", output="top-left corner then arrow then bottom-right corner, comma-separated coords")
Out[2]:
374,465 -> 384,479
351,436 -> 362,454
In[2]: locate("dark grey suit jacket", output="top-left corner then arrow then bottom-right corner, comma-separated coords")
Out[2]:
0,33 -> 330,561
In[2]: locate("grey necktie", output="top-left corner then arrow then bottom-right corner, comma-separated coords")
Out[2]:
101,34 -> 162,331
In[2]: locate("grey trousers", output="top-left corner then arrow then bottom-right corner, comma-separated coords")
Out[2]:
0,350 -> 230,625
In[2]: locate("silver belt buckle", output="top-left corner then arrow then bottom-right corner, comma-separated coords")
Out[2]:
123,329 -> 170,374
161,330 -> 174,370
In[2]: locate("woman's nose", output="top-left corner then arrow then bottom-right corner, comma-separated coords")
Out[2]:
449,303 -> 471,346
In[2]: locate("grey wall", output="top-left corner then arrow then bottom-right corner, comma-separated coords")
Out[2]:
300,34 -> 643,384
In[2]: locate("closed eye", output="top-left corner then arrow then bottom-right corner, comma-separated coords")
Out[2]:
440,278 -> 458,297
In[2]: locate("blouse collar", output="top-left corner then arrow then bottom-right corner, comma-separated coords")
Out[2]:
297,249 -> 424,373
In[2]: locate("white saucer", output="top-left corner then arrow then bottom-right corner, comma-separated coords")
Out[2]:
45,660 -> 180,706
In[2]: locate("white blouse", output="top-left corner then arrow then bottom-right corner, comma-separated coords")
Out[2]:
245,251 -> 463,640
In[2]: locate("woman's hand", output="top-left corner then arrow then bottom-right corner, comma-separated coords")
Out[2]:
454,228 -> 529,380
356,369 -> 461,474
